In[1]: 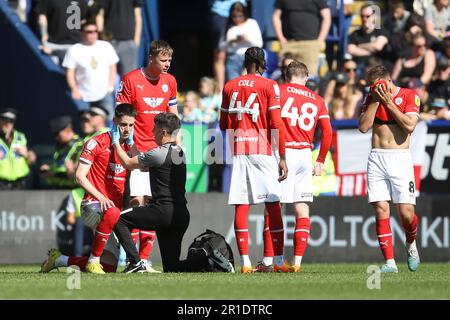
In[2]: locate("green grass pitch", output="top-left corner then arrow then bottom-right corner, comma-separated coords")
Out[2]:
1,263 -> 449,300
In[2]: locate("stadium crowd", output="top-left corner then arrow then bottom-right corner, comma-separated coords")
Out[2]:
1,0 -> 448,272
2,0 -> 449,193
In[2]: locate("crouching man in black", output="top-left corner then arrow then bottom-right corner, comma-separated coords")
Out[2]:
112,112 -> 193,273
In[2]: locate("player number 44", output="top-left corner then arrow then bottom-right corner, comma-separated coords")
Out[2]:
228,92 -> 260,122
281,97 -> 318,131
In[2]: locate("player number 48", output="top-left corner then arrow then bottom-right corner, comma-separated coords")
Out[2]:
281,97 -> 318,131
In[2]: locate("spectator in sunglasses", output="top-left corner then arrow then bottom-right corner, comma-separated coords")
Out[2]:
347,4 -> 389,69
391,32 -> 436,87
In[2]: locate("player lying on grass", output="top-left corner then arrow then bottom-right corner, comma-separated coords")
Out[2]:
40,104 -> 160,274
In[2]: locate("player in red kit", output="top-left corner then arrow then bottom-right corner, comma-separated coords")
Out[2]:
255,61 -> 333,272
359,65 -> 421,273
40,104 -> 139,274
220,47 -> 288,273
116,40 -> 178,271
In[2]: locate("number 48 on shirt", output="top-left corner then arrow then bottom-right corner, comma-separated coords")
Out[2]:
281,97 -> 318,131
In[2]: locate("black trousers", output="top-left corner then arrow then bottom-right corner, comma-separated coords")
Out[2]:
114,201 -> 192,272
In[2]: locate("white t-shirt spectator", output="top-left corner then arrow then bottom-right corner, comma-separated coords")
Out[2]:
63,40 -> 119,101
219,18 -> 263,56
425,4 -> 450,39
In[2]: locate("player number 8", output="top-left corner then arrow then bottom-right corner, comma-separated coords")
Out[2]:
281,97 -> 318,131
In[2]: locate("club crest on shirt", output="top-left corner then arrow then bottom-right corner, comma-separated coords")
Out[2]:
162,84 -> 168,93
395,97 -> 403,105
109,163 -> 125,174
143,97 -> 164,108
414,95 -> 420,106
86,139 -> 97,150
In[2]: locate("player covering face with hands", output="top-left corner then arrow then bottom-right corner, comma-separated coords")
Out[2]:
359,65 -> 421,273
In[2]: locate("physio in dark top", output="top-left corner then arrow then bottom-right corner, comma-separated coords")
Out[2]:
112,112 -> 191,273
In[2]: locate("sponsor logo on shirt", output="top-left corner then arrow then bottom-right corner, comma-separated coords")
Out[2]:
234,136 -> 259,142
143,97 -> 164,108
143,110 -> 163,115
109,163 -> 125,174
286,141 -> 311,147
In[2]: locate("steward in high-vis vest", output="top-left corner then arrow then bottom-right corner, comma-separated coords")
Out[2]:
39,116 -> 83,189
0,108 -> 36,190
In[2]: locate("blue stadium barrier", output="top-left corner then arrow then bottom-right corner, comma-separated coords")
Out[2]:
0,0 -> 79,147
138,0 -> 159,68
251,0 -> 276,41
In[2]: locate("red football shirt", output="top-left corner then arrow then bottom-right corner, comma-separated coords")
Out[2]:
220,74 -> 281,155
361,87 -> 420,123
279,83 -> 329,149
116,68 -> 177,151
79,132 -> 128,205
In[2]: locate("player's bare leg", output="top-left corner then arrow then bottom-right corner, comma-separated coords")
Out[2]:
372,201 -> 398,273
397,204 -> 420,271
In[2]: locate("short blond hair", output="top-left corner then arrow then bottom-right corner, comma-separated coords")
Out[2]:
149,40 -> 173,57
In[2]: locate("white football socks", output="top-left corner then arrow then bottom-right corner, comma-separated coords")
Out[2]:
406,240 -> 417,253
262,257 -> 273,266
386,258 -> 397,268
241,255 -> 251,267
294,256 -> 303,266
88,255 -> 100,263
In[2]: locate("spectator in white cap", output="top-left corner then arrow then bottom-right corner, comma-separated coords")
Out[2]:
0,108 -> 36,190
88,105 -> 110,133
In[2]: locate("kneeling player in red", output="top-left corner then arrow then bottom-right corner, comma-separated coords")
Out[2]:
41,104 -> 140,274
